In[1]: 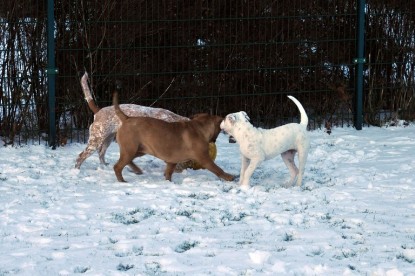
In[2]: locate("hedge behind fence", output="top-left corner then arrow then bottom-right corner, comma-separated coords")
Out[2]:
0,0 -> 414,145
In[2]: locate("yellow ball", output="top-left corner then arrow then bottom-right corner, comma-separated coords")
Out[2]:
178,142 -> 217,171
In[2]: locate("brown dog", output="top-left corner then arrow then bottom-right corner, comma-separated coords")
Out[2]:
112,92 -> 234,182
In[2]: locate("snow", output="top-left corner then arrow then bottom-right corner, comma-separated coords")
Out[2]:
1,125 -> 415,275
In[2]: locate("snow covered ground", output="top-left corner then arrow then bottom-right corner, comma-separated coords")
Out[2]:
1,125 -> 415,275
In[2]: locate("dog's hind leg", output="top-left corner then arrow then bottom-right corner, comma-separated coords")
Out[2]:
127,162 -> 143,175
75,140 -> 100,168
127,153 -> 145,175
164,163 -> 177,181
113,149 -> 136,182
281,150 -> 299,186
75,123 -> 105,169
295,145 -> 309,186
98,133 -> 115,165
113,158 -> 131,182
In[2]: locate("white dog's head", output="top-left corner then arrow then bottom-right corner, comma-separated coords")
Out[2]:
220,111 -> 250,136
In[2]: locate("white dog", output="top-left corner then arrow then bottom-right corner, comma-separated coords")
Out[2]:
220,96 -> 310,188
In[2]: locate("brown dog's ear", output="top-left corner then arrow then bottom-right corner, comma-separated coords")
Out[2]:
215,115 -> 224,126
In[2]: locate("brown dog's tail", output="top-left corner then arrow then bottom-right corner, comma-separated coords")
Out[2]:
113,92 -> 128,122
81,72 -> 100,114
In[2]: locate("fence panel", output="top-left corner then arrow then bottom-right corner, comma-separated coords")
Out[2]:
364,0 -> 415,126
0,1 -> 48,145
0,0 -> 414,145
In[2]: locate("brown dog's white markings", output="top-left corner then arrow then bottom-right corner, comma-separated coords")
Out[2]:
112,92 -> 234,183
220,96 -> 310,188
75,72 -> 189,169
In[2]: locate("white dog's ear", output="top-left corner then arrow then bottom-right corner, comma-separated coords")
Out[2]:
227,114 -> 237,125
241,111 -> 250,122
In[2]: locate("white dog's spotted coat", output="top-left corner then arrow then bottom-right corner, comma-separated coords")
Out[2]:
220,96 -> 310,188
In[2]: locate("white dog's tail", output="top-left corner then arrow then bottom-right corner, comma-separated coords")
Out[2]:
287,95 -> 308,127
81,72 -> 100,114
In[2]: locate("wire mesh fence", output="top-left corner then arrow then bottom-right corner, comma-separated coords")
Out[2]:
0,0 -> 414,146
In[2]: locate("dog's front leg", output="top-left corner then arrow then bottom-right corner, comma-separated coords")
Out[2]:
241,158 -> 262,187
196,157 -> 234,181
239,155 -> 249,185
164,163 -> 177,181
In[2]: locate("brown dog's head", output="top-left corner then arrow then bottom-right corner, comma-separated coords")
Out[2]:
191,113 -> 224,143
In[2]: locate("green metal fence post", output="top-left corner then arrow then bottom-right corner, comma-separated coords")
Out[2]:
354,0 -> 366,130
47,0 -> 57,148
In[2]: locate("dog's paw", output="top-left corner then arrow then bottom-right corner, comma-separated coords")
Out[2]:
223,173 -> 235,182
240,179 -> 251,187
239,184 -> 250,191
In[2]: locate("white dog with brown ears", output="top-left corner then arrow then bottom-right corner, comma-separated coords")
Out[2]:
220,96 -> 310,188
